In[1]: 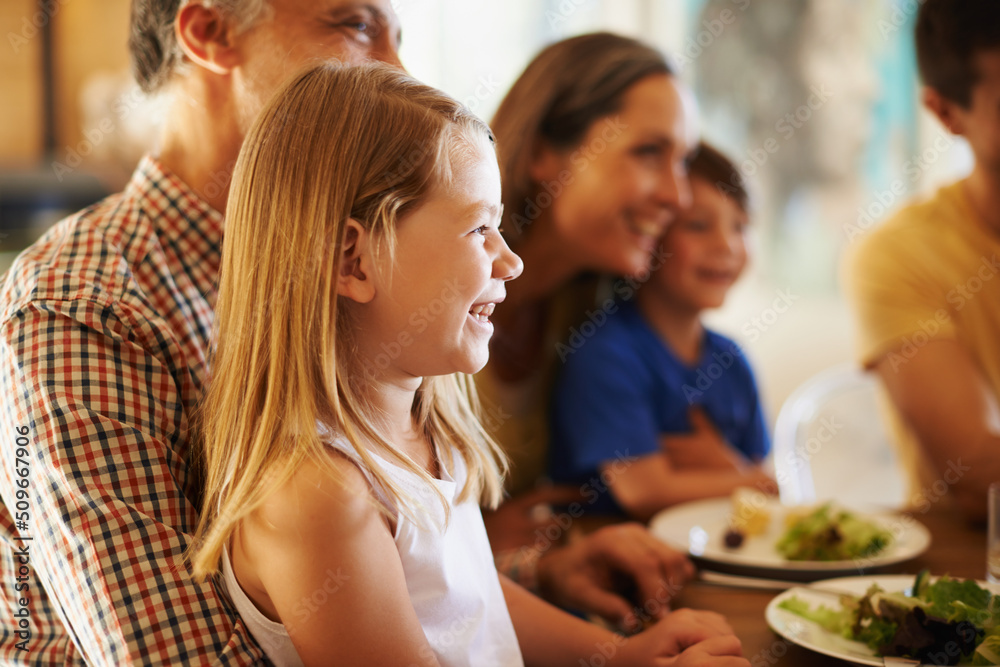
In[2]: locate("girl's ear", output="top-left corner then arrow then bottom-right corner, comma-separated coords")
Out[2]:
337,219 -> 377,304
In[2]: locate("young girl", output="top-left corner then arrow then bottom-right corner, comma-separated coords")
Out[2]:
549,143 -> 774,520
191,64 -> 748,667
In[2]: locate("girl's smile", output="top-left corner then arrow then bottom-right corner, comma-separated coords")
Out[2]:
360,136 -> 522,379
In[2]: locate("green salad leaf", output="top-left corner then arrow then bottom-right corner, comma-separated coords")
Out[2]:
972,630 -> 1000,665
775,503 -> 893,561
777,596 -> 853,635
778,571 -> 997,665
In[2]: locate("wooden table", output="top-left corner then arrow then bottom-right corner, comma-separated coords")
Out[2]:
668,508 -> 985,666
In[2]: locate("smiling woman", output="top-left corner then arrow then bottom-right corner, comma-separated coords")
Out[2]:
479,32 -> 700,497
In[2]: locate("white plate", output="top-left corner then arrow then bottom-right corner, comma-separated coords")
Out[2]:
765,574 -> 998,666
648,498 -> 931,580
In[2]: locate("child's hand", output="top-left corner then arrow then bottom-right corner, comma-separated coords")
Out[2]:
661,637 -> 750,667
612,609 -> 749,667
661,409 -> 749,472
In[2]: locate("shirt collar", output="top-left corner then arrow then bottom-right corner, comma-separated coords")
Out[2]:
126,154 -> 226,251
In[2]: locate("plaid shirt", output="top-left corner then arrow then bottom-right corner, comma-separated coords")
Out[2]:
0,157 -> 267,665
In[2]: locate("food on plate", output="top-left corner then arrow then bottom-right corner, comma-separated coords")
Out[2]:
723,487 -> 771,548
722,528 -> 744,549
778,571 -> 999,665
776,502 -> 892,561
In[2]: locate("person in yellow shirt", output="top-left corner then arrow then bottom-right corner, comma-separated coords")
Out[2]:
846,0 -> 1000,521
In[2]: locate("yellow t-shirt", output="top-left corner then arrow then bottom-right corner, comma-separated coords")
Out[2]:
845,179 -> 1000,505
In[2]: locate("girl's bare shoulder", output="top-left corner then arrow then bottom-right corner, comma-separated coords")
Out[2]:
245,448 -> 387,544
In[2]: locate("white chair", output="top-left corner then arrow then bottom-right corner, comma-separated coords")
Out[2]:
771,363 -> 907,510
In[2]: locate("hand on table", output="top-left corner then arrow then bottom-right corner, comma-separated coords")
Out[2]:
612,609 -> 749,667
535,522 -> 694,631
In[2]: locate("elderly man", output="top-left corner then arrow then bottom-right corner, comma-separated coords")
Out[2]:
0,1 -> 691,663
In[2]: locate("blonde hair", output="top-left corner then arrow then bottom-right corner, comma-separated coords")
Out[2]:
190,63 -> 507,579
491,32 -> 673,245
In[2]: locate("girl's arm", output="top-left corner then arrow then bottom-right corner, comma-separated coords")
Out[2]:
235,450 -> 441,667
500,575 -> 750,667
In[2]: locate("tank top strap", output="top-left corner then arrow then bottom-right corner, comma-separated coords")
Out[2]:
321,436 -> 400,518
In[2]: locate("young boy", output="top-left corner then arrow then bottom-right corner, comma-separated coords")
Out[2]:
845,0 -> 1000,521
548,143 -> 773,520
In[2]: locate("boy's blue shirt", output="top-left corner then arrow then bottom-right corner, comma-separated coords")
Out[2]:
548,298 -> 771,514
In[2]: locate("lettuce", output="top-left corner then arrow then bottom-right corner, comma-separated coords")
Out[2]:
924,576 -> 994,622
972,630 -> 1000,665
776,503 -> 893,561
780,571 -> 996,664
777,596 -> 853,636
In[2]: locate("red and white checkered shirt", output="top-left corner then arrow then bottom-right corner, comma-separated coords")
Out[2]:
0,156 -> 267,665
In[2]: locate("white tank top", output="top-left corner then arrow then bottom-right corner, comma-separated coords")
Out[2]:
221,438 -> 524,667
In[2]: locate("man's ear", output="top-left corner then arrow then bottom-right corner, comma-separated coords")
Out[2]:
175,2 -> 242,76
337,219 -> 377,304
921,86 -> 967,136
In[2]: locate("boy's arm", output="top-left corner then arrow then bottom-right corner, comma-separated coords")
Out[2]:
0,303 -> 263,664
604,453 -> 774,523
660,409 -> 753,471
874,339 -> 1000,520
501,575 -> 748,667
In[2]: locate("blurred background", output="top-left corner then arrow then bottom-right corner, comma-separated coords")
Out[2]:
0,0 -> 973,426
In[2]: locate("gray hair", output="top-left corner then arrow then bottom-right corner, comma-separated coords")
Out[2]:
129,0 -> 271,93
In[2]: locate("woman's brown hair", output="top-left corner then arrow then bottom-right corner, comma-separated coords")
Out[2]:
491,32 -> 674,243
